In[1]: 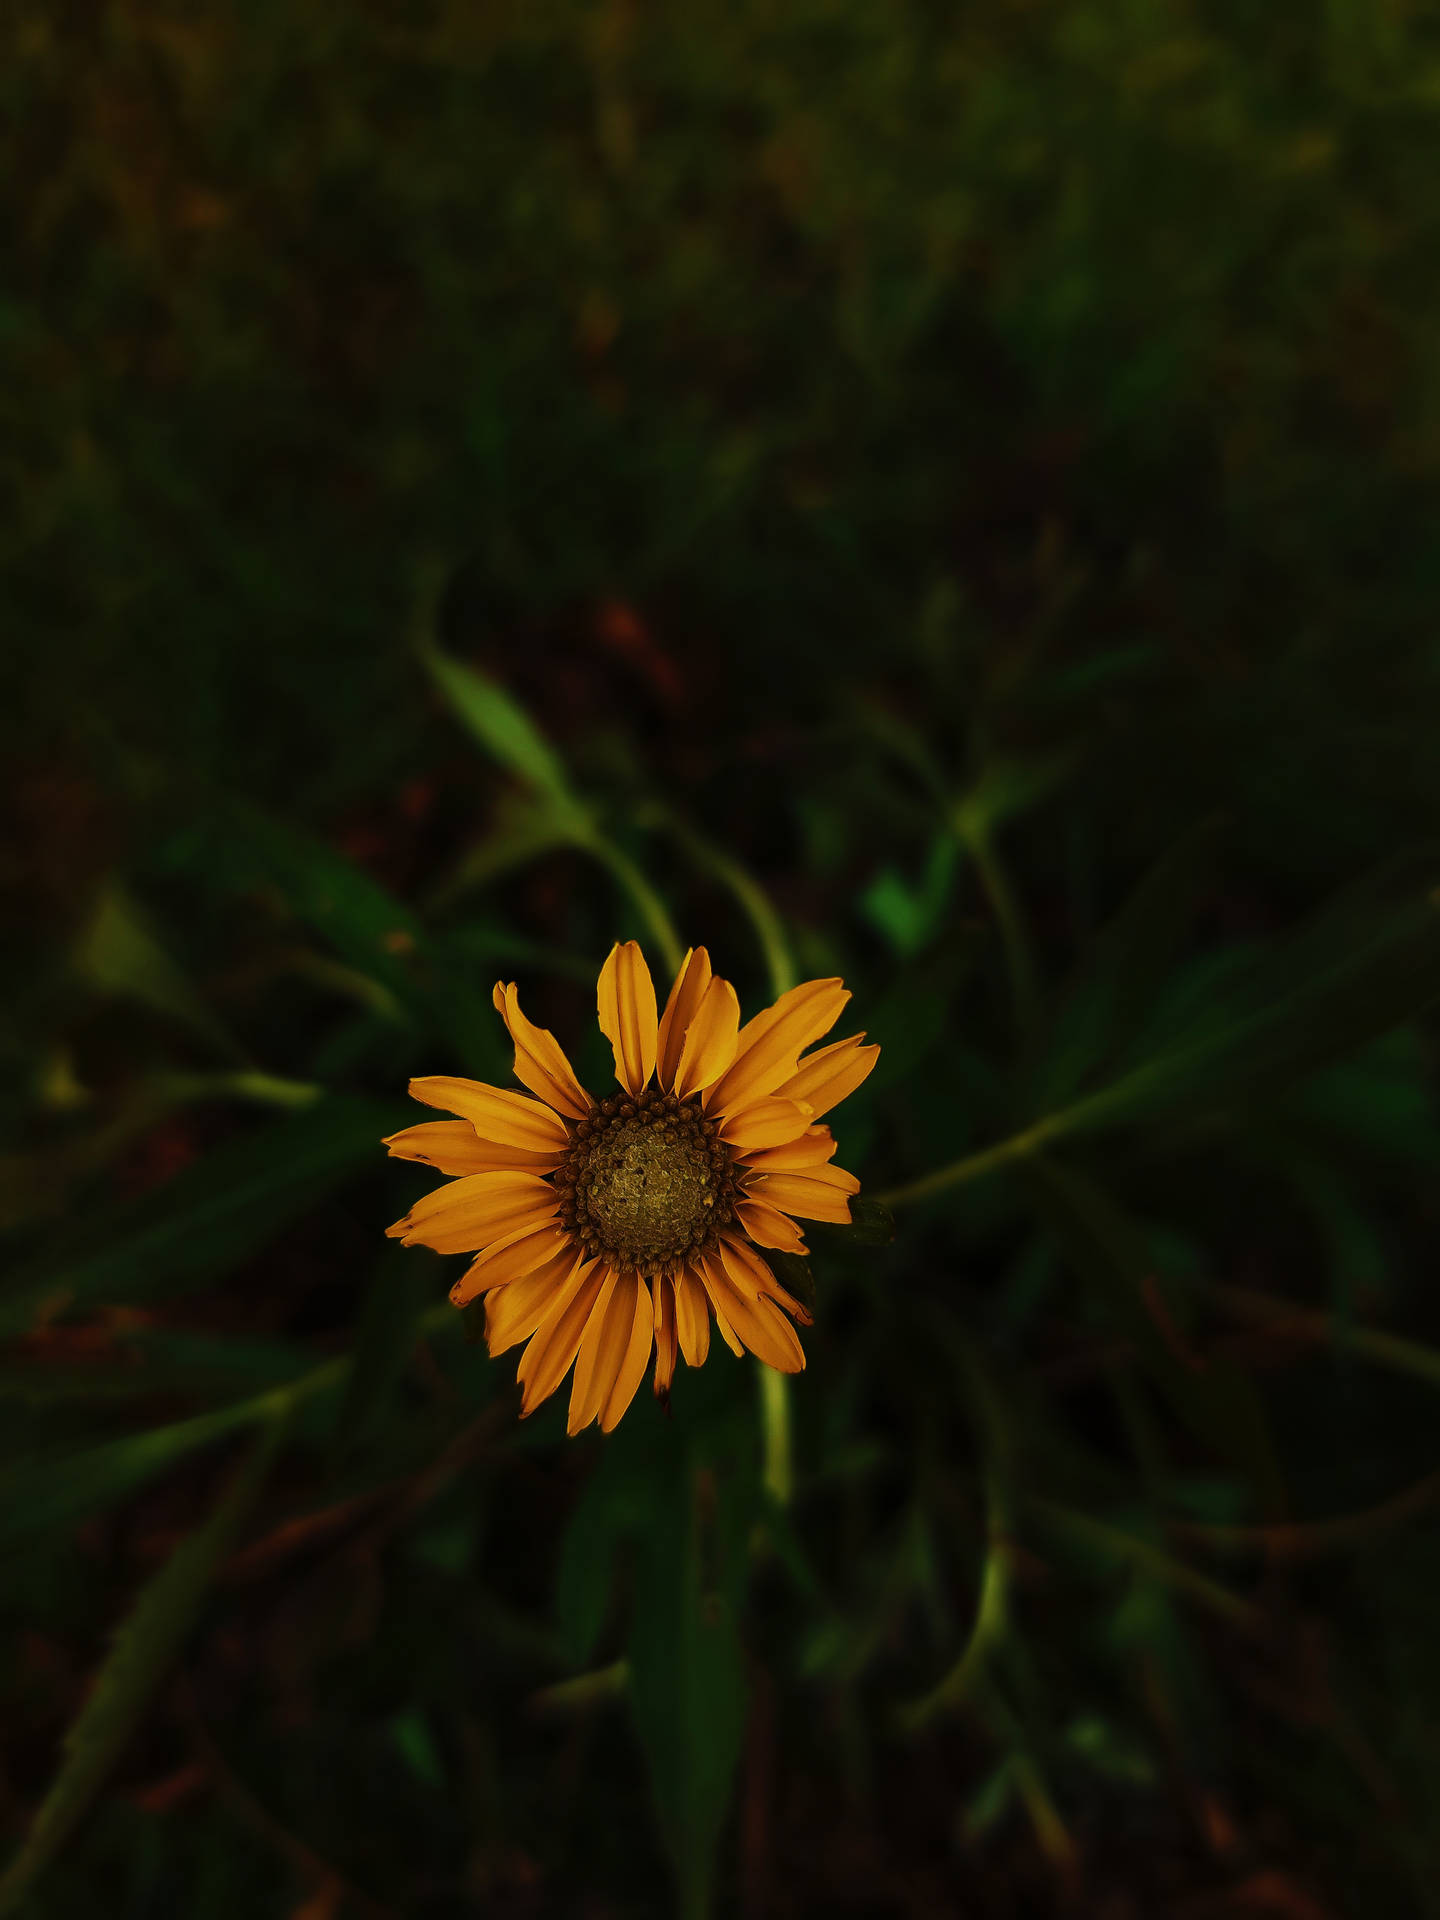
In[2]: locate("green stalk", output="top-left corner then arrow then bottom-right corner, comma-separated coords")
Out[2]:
574,825 -> 684,979
869,1111 -> 1070,1209
758,1365 -> 792,1509
1023,1496 -> 1261,1629
640,804 -> 797,997
954,814 -> 1041,1052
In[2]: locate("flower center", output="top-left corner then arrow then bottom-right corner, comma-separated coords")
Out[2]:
555,1088 -> 740,1276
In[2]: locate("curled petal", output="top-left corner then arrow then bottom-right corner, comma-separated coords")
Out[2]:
694,1249 -> 805,1373
386,1170 -> 559,1254
406,1077 -> 569,1150
492,983 -> 593,1120
733,1196 -> 809,1254
383,1119 -> 561,1175
746,1170 -> 856,1224
450,1220 -> 572,1305
718,1231 -> 813,1328
739,1126 -> 838,1174
771,1033 -> 880,1121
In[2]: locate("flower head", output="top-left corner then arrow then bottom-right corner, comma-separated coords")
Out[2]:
383,942 -> 878,1434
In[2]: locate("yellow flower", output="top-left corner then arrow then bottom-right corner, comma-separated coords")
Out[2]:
382,942 -> 879,1435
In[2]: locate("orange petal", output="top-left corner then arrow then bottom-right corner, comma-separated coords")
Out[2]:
485,1244 -> 585,1356
597,940 -> 658,1096
383,1119 -> 563,1176
386,1171 -> 558,1253
704,978 -> 850,1114
710,1297 -> 745,1358
600,1277 -> 657,1432
771,1033 -> 880,1120
739,1126 -> 838,1174
450,1220 -> 573,1306
717,1231 -> 813,1327
564,1264 -> 622,1432
716,1098 -> 814,1152
656,947 -> 713,1092
733,1197 -> 809,1254
516,1257 -> 609,1415
567,1268 -> 654,1435
390,1168 -> 556,1225
652,1279 -> 679,1398
390,1204 -> 559,1257
782,1158 -> 861,1193
746,1171 -> 855,1224
694,1249 -> 805,1373
714,1232 -> 765,1298
406,1077 -> 570,1151
673,975 -> 741,1099
492,983 -> 593,1121
672,1262 -> 711,1368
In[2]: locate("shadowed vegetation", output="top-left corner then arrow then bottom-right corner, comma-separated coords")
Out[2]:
5,1 -> 1440,1915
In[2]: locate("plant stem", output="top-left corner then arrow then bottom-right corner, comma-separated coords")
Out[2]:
1023,1496 -> 1261,1629
578,828 -> 685,978
955,816 -> 1041,1051
758,1365 -> 792,1508
869,1111 -> 1069,1208
642,805 -> 797,998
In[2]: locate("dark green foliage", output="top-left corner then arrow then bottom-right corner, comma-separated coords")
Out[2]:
6,2 -> 1440,1915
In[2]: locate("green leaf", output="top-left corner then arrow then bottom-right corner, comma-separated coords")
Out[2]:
156,801 -> 424,1009
627,1432 -> 753,1920
866,946 -> 970,1094
75,882 -> 245,1061
0,1413 -> 287,1916
841,692 -> 950,803
437,922 -> 600,985
812,1198 -> 895,1246
951,749 -> 1081,843
329,1245 -> 434,1467
1062,1714 -> 1155,1786
1220,1127 -> 1387,1336
765,1250 -> 816,1316
0,1329 -> 316,1407
0,1383 -> 313,1552
858,832 -> 959,958
1050,876 -> 1440,1143
1275,1026 -> 1440,1170
553,1436 -> 656,1668
1019,1155 -> 1286,1515
962,1755 -> 1018,1840
423,790 -> 589,913
389,1711 -> 448,1791
1028,812 -> 1228,1109
992,1230 -> 1060,1342
1,1096 -> 407,1335
420,638 -> 580,812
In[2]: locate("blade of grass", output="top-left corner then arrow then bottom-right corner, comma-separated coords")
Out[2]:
0,1409 -> 290,1915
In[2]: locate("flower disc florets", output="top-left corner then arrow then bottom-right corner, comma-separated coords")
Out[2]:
555,1088 -> 739,1276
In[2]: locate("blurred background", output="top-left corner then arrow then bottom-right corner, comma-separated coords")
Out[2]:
5,1 -> 1440,1915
